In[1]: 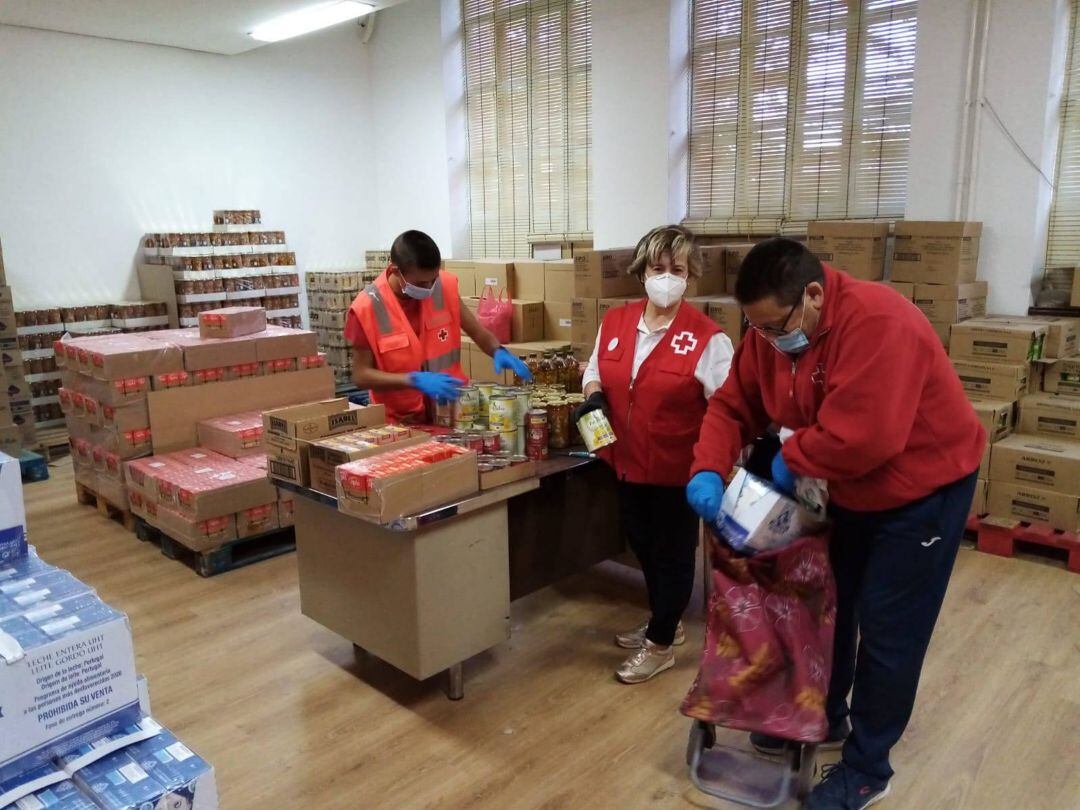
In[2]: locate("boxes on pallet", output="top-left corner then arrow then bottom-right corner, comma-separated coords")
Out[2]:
914,282 -> 988,323
891,221 -> 982,285
807,221 -> 888,281
196,412 -> 265,458
952,359 -> 1029,401
986,481 -> 1080,533
950,319 -> 1047,364
0,582 -> 140,781
1043,358 -> 1080,396
1019,393 -> 1080,440
236,502 -> 279,538
574,249 -> 637,299
307,427 -> 427,496
971,399 -> 1015,443
198,306 -> 266,339
989,434 -> 1080,496
263,400 -> 386,486
153,505 -> 237,551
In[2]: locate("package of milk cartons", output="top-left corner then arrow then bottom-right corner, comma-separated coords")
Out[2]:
0,453 -> 27,563
713,469 -> 825,555
0,583 -> 141,781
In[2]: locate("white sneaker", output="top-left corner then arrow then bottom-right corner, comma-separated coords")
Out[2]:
614,620 -> 686,649
615,640 -> 675,684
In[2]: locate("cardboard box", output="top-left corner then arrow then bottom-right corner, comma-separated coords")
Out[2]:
101,400 -> 150,436
544,260 -> 576,303
979,442 -> 991,478
913,282 -> 988,323
479,458 -> 537,490
264,399 -> 386,486
473,260 -> 514,296
989,433 -> 1080,496
444,260 -> 476,297
572,298 -> 599,348
986,315 -> 1079,360
4,373 -> 30,403
0,585 -> 140,782
154,506 -> 237,552
0,306 -> 15,341
512,300 -> 545,342
168,462 -> 278,521
1043,358 -> 1080,397
950,319 -> 1048,364
930,320 -> 952,349
987,481 -> 1080,532
1019,393 -> 1080,440
198,306 -> 266,339
807,221 -> 889,280
952,359 -> 1029,401
82,335 -> 184,381
972,399 -> 1015,443
125,455 -> 190,498
336,449 -> 479,522
882,281 -> 915,299
197,411 -> 265,458
511,260 -> 546,301
891,220 -> 982,284
307,429 -> 427,496
597,296 -> 638,321
236,502 -> 279,539
971,479 -> 988,516
254,325 -> 318,362
706,297 -> 746,347
0,426 -> 22,460
695,246 -> 727,295
723,243 -> 757,289
574,249 -> 638,299
543,301 -> 574,341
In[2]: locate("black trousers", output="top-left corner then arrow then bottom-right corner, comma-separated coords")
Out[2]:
616,481 -> 700,646
827,471 -> 977,782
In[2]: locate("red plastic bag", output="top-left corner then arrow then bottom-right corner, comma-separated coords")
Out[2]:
477,285 -> 513,344
681,531 -> 837,743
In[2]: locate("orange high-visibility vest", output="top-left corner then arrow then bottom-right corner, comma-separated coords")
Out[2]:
349,270 -> 466,422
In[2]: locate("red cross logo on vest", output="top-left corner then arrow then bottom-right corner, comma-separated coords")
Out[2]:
438,328 -> 449,343
671,330 -> 699,356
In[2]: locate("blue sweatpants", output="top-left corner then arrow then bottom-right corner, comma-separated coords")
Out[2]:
826,471 -> 978,782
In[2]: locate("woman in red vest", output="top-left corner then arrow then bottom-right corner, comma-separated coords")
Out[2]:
574,225 -> 733,684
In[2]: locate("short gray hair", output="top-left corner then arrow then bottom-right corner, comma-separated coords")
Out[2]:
627,225 -> 704,280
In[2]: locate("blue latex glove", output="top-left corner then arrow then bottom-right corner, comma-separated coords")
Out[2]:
770,451 -> 796,495
494,347 -> 533,381
687,471 -> 725,523
409,371 -> 463,402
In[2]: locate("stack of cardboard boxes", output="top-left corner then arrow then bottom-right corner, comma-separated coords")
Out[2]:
59,311 -> 325,524
305,269 -> 378,389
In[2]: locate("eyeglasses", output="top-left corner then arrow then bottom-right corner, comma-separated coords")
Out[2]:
749,299 -> 801,339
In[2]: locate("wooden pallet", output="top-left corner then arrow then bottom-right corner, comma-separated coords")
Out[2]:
75,480 -> 135,531
34,427 -> 71,462
134,517 -> 296,577
973,517 -> 1080,573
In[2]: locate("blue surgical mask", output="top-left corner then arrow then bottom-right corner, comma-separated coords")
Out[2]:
397,270 -> 435,300
772,294 -> 811,355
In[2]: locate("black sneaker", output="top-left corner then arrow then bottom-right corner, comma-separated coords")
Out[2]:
805,762 -> 890,809
749,717 -> 851,756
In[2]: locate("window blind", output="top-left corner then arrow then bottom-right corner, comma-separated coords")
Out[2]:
1046,0 -> 1080,267
686,0 -> 918,235
462,0 -> 593,258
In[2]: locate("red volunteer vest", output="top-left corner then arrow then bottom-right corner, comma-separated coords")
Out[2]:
598,299 -> 720,486
349,270 -> 467,423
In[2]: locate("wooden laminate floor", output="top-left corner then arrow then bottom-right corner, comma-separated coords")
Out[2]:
25,459 -> 1080,809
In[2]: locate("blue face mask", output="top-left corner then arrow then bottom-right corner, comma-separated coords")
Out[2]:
773,328 -> 810,355
396,270 -> 436,300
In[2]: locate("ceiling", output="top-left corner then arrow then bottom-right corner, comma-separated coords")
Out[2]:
0,0 -> 410,56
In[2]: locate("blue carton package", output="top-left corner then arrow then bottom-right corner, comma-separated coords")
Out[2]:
0,589 -> 140,781
0,572 -> 93,619
0,763 -> 70,808
11,777 -> 99,809
0,453 -> 26,563
0,550 -> 53,582
125,726 -> 214,794
68,750 -> 164,810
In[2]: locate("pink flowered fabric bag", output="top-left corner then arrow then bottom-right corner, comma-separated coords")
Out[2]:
681,531 -> 837,743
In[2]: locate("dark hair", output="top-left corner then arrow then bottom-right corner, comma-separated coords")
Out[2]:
735,238 -> 824,306
390,230 -> 441,272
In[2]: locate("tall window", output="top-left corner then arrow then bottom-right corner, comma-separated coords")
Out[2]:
686,0 -> 918,234
462,0 -> 593,258
1047,0 -> 1080,267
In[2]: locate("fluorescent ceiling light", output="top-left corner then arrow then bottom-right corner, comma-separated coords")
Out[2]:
250,1 -> 375,43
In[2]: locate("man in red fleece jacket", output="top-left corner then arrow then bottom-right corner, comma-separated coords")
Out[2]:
686,238 -> 984,810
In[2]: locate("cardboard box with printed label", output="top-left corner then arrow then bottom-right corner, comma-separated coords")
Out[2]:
914,282 -> 988,323
473,260 -> 514,297
83,335 -> 184,381
1021,316 -> 1078,360
971,479 -> 988,516
572,298 -> 599,348
979,442 -> 991,478
574,249 -> 638,299
544,260 -> 576,303
891,221 -> 982,284
544,301 -> 574,341
1019,393 -> 1080,440
336,448 -> 479,523
198,306 -> 266,339
930,321 -> 953,349
950,319 -> 1047,364
169,462 -> 279,522
511,260 -> 546,301
987,481 -> 1080,532
597,296 -> 638,321
723,243 -> 757,292
807,221 -> 889,280
972,399 -> 1015,443
154,505 -> 237,551
706,297 -> 746,348
952,359 -> 1029,401
307,428 -> 428,496
1043,358 -> 1080,397
263,400 -> 386,486
444,260 -> 476,297
236,502 -> 279,539
101,400 -> 150,436
255,324 -> 318,362
685,247 -> 727,296
196,411 -> 265,458
881,281 -> 915,299
989,433 -> 1080,496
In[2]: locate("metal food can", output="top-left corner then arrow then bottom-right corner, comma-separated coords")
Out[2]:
454,385 -> 479,425
515,392 -> 531,426
498,429 -> 518,454
578,408 -> 617,452
489,395 -> 517,433
465,431 -> 485,453
526,408 -> 549,461
482,430 -> 500,454
476,383 -> 496,420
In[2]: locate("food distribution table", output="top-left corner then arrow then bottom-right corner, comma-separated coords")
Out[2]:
281,453 -> 623,699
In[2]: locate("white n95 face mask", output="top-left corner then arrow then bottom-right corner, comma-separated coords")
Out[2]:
645,273 -> 687,308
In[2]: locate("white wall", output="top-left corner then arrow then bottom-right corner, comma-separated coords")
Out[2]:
0,23 -> 378,308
